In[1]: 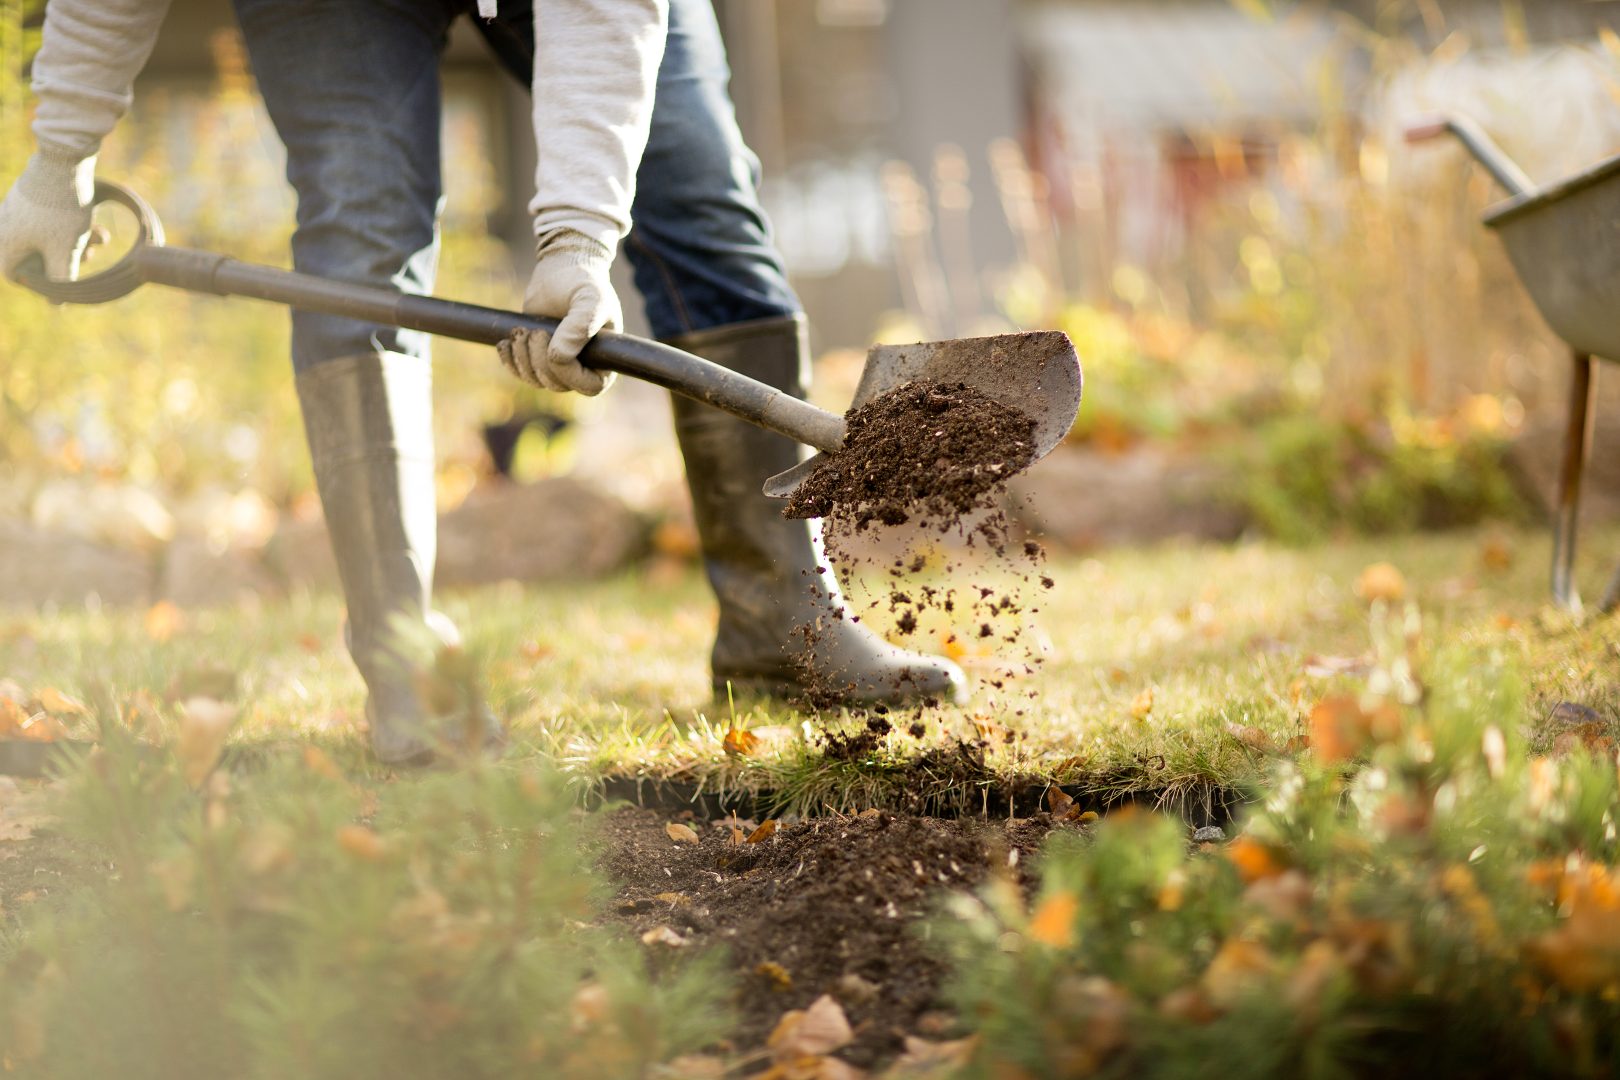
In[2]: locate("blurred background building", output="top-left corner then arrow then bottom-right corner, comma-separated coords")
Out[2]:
130,0 -> 1620,349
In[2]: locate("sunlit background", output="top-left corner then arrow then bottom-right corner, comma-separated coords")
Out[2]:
2,0 -> 1619,609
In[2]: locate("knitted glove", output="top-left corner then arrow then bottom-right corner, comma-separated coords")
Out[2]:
498,229 -> 621,396
0,149 -> 95,281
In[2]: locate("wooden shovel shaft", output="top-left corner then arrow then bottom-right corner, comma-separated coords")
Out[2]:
132,244 -> 850,453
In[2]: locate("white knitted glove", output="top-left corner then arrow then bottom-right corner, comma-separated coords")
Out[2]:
498,229 -> 620,397
0,149 -> 95,281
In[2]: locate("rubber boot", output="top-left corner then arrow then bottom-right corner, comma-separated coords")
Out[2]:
296,353 -> 503,765
666,316 -> 968,707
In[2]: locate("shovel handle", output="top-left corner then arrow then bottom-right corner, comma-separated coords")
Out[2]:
14,182 -> 848,454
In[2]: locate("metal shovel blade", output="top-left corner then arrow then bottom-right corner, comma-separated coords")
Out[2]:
763,330 -> 1082,499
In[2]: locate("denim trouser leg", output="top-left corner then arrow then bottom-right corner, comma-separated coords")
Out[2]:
233,0 -> 799,364
624,0 -> 802,337
231,0 -> 458,370
474,0 -> 804,339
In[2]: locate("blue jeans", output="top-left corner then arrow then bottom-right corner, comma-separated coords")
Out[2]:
231,0 -> 801,371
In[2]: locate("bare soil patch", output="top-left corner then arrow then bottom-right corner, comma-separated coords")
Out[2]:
592,807 -> 1064,1068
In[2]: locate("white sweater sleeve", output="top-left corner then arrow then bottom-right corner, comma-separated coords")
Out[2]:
528,0 -> 670,250
30,0 -> 175,160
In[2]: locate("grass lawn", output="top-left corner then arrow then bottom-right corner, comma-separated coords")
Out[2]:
4,523 -> 1618,817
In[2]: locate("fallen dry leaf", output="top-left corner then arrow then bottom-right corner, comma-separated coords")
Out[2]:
752,1057 -> 864,1080
723,727 -> 761,757
1047,786 -> 1075,817
175,696 -> 237,788
642,925 -> 690,948
1225,723 -> 1279,754
1130,688 -> 1155,721
1202,937 -> 1276,1008
0,694 -> 25,738
768,994 -> 854,1061
748,819 -> 778,844
144,600 -> 186,643
756,960 -> 794,991
1225,836 -> 1287,884
651,1055 -> 727,1080
569,983 -> 610,1031
1309,695 -> 1401,764
1355,563 -> 1406,604
1028,889 -> 1079,948
886,1035 -> 978,1077
1479,536 -> 1514,573
666,822 -> 700,845
2,710 -> 68,743
303,745 -> 345,781
336,824 -> 387,862
34,687 -> 87,716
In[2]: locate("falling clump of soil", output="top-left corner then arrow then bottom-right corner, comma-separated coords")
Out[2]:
785,380 -> 1036,531
778,379 -> 1058,714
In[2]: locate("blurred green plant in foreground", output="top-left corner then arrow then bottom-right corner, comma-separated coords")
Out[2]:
938,604 -> 1620,1078
0,723 -> 727,1078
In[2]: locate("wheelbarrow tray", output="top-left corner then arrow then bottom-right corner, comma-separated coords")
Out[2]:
1484,151 -> 1620,362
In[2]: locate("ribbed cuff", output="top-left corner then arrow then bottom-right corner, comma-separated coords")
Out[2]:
16,147 -> 95,211
535,227 -> 614,269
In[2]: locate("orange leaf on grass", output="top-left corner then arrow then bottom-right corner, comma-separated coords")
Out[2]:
1355,563 -> 1406,604
144,601 -> 186,643
34,688 -> 86,716
1225,836 -> 1287,884
723,727 -> 760,756
1309,695 -> 1402,764
336,824 -> 387,862
302,745 -> 345,781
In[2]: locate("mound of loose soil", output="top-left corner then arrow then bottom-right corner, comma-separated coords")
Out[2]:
594,808 -> 1063,1068
785,380 -> 1037,532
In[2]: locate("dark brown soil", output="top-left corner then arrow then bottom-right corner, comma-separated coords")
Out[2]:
785,380 -> 1036,531
592,807 -> 1066,1068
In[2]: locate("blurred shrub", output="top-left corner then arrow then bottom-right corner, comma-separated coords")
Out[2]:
1235,404 -> 1528,544
0,731 -> 727,1078
936,609 -> 1620,1078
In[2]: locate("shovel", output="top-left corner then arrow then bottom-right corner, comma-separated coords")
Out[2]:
17,183 -> 1082,496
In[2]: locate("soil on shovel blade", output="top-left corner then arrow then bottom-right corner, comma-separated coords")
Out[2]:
785,380 -> 1037,533
594,807 -> 1065,1069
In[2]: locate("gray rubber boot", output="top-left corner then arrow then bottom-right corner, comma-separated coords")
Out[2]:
666,316 -> 968,707
295,353 -> 503,764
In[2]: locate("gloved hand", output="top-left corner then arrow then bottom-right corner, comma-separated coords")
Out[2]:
0,149 -> 96,281
497,228 -> 621,396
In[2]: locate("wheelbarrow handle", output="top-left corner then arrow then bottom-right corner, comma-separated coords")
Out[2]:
14,181 -> 848,455
1402,114 -> 1536,198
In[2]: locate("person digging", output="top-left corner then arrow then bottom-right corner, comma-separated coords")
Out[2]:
0,0 -> 966,766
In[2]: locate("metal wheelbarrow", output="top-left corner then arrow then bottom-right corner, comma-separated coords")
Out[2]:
1408,116 -> 1620,613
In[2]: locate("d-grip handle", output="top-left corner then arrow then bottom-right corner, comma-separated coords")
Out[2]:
13,181 -> 164,304
13,181 -> 848,455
